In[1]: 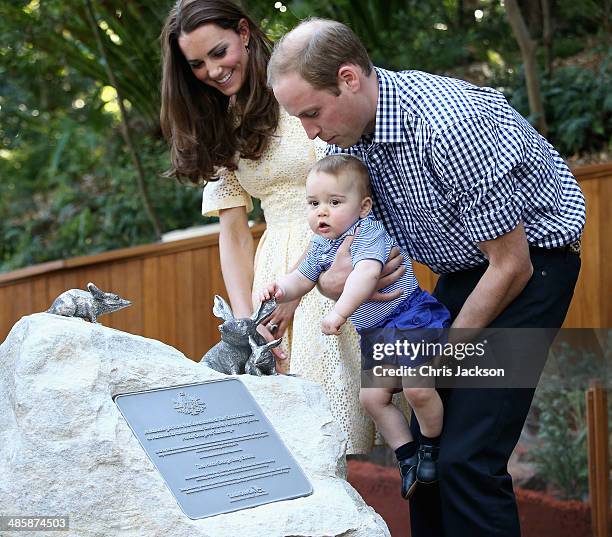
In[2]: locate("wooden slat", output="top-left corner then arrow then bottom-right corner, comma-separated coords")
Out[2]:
586,381 -> 610,537
157,253 -> 178,349
191,246 -> 216,361
31,278 -> 49,318
175,250 -> 196,359
574,162 -> 612,181
564,178 -> 601,327
46,273 -> 67,311
10,281 -> 33,325
142,256 -> 161,341
600,177 -> 612,328
413,261 -> 437,293
108,259 -> 143,335
0,287 -> 12,340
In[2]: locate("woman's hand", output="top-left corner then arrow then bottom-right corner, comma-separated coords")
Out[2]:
257,298 -> 301,366
262,298 -> 299,339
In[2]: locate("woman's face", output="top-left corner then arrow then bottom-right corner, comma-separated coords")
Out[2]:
178,20 -> 250,97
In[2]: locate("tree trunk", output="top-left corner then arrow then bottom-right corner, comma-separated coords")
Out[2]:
518,0 -> 542,38
505,0 -> 548,137
541,0 -> 554,77
84,0 -> 163,241
604,0 -> 611,45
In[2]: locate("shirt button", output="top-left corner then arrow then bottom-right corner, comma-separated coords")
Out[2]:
321,254 -> 327,261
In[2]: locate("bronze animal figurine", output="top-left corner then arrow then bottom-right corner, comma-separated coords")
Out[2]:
47,282 -> 131,323
201,295 -> 281,376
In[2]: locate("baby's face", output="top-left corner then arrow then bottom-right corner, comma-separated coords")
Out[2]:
305,171 -> 368,239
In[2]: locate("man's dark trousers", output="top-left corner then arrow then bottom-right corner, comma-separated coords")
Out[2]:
408,249 -> 581,537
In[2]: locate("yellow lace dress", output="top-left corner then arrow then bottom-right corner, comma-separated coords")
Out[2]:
201,109 -> 374,455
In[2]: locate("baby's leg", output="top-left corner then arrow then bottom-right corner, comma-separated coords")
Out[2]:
402,387 -> 443,438
361,386 -> 421,500
359,387 -> 413,449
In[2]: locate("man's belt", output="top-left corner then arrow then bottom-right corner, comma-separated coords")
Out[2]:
529,239 -> 581,256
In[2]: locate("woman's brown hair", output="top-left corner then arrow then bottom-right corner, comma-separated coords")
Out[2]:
160,0 -> 279,185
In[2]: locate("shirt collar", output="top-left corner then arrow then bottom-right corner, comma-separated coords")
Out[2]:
312,215 -> 375,248
370,67 -> 406,144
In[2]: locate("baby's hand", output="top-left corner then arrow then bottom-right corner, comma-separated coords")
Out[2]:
260,282 -> 284,302
321,310 -> 346,335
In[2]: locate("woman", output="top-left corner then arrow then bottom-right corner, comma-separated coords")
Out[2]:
160,0 -> 373,454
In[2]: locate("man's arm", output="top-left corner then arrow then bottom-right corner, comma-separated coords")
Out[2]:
451,222 -> 533,329
317,235 -> 404,301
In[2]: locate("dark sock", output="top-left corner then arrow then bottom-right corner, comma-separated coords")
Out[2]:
420,434 -> 441,447
394,441 -> 417,461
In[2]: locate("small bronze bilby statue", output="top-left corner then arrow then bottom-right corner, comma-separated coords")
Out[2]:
200,295 -> 281,376
47,282 -> 131,323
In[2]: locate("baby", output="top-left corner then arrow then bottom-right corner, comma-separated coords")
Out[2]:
261,154 -> 451,499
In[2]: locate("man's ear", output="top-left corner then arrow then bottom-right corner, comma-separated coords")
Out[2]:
338,64 -> 361,92
360,196 -> 372,218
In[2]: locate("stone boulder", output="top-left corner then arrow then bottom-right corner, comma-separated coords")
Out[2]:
0,313 -> 389,537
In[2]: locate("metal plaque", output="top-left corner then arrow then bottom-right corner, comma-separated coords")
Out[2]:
114,378 -> 312,519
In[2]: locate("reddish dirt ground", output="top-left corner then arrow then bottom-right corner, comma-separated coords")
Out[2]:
346,461 -> 593,537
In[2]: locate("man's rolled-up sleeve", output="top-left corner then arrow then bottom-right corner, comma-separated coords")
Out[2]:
432,115 -> 527,243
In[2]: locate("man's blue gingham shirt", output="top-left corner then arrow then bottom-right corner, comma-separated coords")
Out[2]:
328,67 -> 586,274
298,215 -> 418,330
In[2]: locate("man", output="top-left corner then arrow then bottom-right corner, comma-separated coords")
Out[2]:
268,18 -> 585,537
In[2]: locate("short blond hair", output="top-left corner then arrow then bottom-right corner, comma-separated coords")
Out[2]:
309,154 -> 371,198
267,18 -> 373,95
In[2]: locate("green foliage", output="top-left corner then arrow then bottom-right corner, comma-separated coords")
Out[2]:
287,0 -> 504,72
0,113 -> 206,271
530,333 -> 611,500
531,388 -> 589,500
1,0 -> 169,129
0,0 -> 206,271
507,51 -> 612,156
0,125 -> 204,270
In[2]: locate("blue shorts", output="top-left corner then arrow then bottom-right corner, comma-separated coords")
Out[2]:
358,289 -> 451,369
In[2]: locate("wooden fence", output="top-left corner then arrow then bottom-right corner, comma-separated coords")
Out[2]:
586,380 -> 611,537
0,163 -> 610,360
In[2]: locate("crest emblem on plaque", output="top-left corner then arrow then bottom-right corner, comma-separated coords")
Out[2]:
173,391 -> 206,415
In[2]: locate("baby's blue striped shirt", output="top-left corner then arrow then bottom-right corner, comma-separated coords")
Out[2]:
298,215 -> 419,330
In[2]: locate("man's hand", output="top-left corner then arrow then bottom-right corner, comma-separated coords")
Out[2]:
452,222 -> 533,329
371,246 -> 405,301
317,235 -> 355,300
317,233 -> 405,302
321,310 -> 346,335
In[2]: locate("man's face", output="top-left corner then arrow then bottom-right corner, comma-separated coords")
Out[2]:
273,72 -> 370,148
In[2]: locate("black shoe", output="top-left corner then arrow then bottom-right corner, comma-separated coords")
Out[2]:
416,444 -> 439,484
398,453 -> 418,500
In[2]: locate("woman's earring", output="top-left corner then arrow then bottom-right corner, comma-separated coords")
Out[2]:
245,42 -> 250,52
